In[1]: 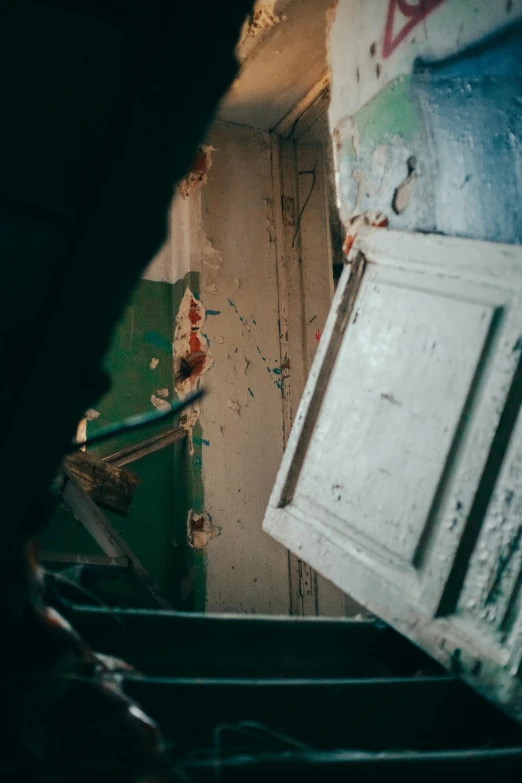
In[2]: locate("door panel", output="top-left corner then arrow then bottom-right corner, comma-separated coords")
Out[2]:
264,228 -> 522,722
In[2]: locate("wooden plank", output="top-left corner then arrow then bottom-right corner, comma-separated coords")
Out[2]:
123,675 -> 522,754
65,449 -> 139,516
63,606 -> 439,679
62,472 -> 172,609
103,425 -> 186,467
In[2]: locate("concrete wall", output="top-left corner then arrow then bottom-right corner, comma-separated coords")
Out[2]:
199,122 -> 290,614
329,0 -> 522,244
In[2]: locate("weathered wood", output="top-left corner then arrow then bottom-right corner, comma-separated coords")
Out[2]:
65,449 -> 139,516
62,472 -> 172,609
103,425 -> 186,467
264,228 -> 522,725
123,675 -> 522,754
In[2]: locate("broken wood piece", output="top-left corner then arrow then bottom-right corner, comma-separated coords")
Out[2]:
62,472 -> 172,610
103,426 -> 186,468
64,450 -> 139,517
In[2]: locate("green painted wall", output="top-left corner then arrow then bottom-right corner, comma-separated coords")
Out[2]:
39,274 -> 206,609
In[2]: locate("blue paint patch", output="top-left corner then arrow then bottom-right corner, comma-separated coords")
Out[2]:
205,310 -> 221,316
143,331 -> 172,353
267,367 -> 272,373
193,437 -> 210,447
252,319 -> 257,325
272,368 -> 281,375
227,298 -> 237,309
202,332 -> 210,346
248,388 -> 255,398
276,381 -> 282,389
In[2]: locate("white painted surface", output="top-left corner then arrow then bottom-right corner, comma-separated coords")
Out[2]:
143,190 -> 202,283
264,227 -> 522,722
328,0 -> 522,132
219,0 -> 332,131
200,122 -> 290,614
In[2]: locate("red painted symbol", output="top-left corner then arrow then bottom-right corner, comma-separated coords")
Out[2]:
315,330 -> 322,343
382,0 -> 447,59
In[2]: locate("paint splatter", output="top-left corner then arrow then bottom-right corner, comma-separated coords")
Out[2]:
144,331 -> 172,353
248,388 -> 255,398
205,309 -> 221,317
193,436 -> 210,447
315,330 -> 322,342
149,357 -> 159,369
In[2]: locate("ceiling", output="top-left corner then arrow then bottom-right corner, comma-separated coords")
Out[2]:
218,0 -> 333,132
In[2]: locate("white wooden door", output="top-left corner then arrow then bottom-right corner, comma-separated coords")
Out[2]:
263,227 -> 522,723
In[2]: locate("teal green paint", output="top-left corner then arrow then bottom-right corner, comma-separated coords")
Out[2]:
39,274 -> 208,611
341,76 -> 419,162
193,437 -> 210,447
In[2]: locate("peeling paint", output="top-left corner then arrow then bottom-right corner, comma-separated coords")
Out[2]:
174,288 -> 214,399
187,510 -> 221,549
156,388 -> 169,398
85,409 -> 100,421
392,155 -> 417,214
151,394 -> 170,412
178,145 -> 214,199
227,398 -> 241,415
342,210 -> 389,257
149,357 -> 159,370
201,232 -> 222,270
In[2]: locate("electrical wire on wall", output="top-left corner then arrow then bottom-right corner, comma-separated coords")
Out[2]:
292,161 -> 317,247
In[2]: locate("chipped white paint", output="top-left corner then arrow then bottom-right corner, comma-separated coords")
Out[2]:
149,358 -> 159,370
150,394 -> 170,412
264,227 -> 522,724
156,388 -> 169,398
328,0 -> 522,132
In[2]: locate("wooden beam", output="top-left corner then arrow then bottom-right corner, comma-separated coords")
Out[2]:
65,450 -> 139,516
62,472 -> 172,609
103,425 -> 186,467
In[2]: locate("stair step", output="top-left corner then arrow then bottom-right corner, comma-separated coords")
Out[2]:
122,675 -> 522,754
177,747 -> 522,783
66,605 -> 440,678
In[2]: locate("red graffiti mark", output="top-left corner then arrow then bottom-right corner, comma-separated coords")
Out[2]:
188,299 -> 202,325
382,0 -> 447,59
315,330 -> 322,343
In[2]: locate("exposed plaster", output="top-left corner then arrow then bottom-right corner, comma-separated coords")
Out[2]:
178,145 -> 215,200
187,510 -> 222,549
149,358 -> 159,369
174,288 -> 214,400
151,394 -> 170,412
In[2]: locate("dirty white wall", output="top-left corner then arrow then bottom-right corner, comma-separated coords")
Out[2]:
199,121 -> 290,614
